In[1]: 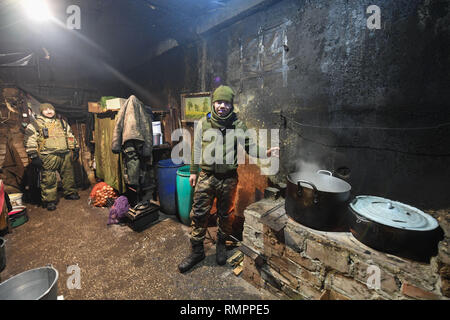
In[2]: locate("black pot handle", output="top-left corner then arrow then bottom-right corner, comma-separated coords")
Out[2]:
296,180 -> 319,204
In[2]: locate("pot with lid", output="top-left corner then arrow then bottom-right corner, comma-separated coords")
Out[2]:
286,170 -> 352,231
348,196 -> 444,262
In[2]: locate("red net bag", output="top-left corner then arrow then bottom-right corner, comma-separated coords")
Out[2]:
89,182 -> 118,207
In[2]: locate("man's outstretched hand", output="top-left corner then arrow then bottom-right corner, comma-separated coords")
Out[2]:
189,174 -> 198,187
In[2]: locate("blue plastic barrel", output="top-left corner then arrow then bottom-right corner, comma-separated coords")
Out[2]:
157,159 -> 184,215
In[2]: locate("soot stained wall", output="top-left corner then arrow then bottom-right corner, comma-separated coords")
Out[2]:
0,57 -> 127,120
133,0 -> 450,209
124,45 -> 198,107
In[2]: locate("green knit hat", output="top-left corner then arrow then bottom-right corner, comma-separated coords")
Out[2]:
40,103 -> 55,113
212,85 -> 235,103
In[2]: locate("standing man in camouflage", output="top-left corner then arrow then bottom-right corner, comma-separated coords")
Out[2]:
178,85 -> 279,273
24,103 -> 80,211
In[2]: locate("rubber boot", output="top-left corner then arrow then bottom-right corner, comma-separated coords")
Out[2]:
65,193 -> 80,200
178,241 -> 205,273
216,232 -> 227,265
47,202 -> 57,211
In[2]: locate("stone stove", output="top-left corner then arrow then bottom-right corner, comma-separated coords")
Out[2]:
241,198 -> 450,300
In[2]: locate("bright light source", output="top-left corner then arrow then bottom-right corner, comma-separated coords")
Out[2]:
21,0 -> 52,21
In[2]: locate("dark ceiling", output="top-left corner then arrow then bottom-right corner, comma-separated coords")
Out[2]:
0,0 -> 231,74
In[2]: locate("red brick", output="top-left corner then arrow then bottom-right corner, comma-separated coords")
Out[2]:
401,283 -> 440,300
263,227 -> 286,258
351,259 -> 399,295
269,254 -> 322,288
242,270 -> 257,288
242,270 -> 263,289
380,275 -> 400,295
438,240 -> 450,265
319,289 -> 351,300
436,215 -> 450,237
278,268 -> 299,288
263,225 -> 285,243
296,267 -> 323,288
264,241 -> 285,258
242,256 -> 263,288
329,289 -> 351,300
260,265 -> 290,290
441,277 -> 450,297
306,240 -> 349,274
326,273 -> 373,300
440,264 -> 450,279
262,281 -> 289,299
281,284 -> 304,300
297,281 -> 323,300
242,225 -> 263,252
284,225 -> 307,251
267,255 -> 289,274
284,246 -> 320,272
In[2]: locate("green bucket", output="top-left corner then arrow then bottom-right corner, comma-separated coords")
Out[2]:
8,206 -> 28,228
176,165 -> 194,226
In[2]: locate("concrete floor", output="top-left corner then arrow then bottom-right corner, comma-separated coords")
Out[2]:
0,189 -> 276,300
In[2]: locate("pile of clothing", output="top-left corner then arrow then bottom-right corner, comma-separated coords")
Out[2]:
107,196 -> 129,225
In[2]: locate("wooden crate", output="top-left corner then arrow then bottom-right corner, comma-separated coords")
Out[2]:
88,102 -> 103,113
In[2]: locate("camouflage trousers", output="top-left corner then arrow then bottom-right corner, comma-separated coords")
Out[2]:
123,140 -> 155,201
41,152 -> 77,202
190,170 -> 238,244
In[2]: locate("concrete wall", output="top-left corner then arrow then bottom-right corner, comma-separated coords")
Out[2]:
130,0 -> 450,210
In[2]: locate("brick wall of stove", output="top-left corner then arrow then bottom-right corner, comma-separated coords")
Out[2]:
242,198 -> 450,300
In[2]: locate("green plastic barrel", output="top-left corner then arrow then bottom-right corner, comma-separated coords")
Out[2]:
176,165 -> 194,225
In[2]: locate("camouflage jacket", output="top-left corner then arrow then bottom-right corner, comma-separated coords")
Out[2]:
24,115 -> 78,155
190,112 -> 264,174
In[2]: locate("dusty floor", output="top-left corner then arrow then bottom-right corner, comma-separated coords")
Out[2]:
0,189 -> 276,300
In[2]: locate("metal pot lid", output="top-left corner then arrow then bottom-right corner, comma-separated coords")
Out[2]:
350,196 -> 439,231
287,170 -> 351,194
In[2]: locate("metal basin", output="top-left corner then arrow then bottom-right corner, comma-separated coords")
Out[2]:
0,266 -> 58,300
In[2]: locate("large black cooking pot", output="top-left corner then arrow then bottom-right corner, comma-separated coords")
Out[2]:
286,170 -> 352,231
348,196 -> 444,262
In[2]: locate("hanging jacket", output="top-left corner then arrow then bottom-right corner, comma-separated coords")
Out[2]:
111,95 -> 153,157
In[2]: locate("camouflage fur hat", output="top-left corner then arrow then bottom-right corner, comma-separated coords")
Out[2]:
40,103 -> 55,113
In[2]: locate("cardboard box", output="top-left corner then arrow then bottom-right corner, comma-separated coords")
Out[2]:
105,98 -> 126,110
88,102 -> 103,113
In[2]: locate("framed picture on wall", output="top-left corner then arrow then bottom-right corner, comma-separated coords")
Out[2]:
181,92 -> 211,122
